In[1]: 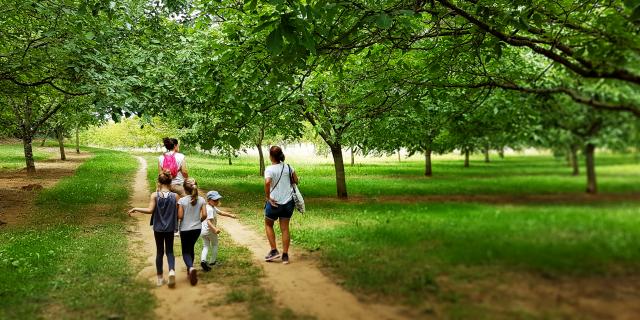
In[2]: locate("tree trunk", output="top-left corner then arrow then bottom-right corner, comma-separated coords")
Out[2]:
75,124 -> 80,154
350,147 -> 355,166
330,143 -> 348,199
228,154 -> 232,165
257,144 -> 265,176
483,148 -> 490,163
256,126 -> 264,174
585,143 -> 597,194
464,149 -> 470,168
424,147 -> 432,177
570,146 -> 579,176
23,135 -> 36,173
40,133 -> 47,147
21,98 -> 36,173
56,127 -> 66,160
397,149 -> 401,162
498,148 -> 504,159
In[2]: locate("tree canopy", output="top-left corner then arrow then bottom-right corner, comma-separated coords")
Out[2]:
1,0 -> 638,195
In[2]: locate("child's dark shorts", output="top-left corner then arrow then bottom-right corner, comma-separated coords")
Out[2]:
264,200 -> 295,221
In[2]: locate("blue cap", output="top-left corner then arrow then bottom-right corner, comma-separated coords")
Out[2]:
206,191 -> 222,200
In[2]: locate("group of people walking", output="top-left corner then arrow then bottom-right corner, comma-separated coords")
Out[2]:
128,138 -> 298,288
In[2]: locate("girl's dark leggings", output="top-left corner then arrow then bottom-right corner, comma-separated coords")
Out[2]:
180,229 -> 201,269
153,231 -> 175,275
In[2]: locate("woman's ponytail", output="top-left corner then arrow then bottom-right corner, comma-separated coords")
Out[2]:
269,146 -> 285,163
163,137 -> 175,151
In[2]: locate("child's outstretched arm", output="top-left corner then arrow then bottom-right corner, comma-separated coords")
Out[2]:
217,209 -> 237,219
128,193 -> 157,216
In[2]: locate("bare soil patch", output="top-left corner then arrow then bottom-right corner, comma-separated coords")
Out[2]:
0,151 -> 92,226
439,270 -> 640,319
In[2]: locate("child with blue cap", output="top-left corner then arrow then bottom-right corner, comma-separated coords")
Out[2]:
200,190 -> 237,271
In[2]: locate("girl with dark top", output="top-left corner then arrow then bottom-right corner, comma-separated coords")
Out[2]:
178,178 -> 207,285
129,171 -> 180,288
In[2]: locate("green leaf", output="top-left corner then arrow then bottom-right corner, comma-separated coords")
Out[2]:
375,13 -> 392,29
494,42 -> 503,59
228,135 -> 241,149
84,31 -> 95,40
78,2 -> 87,15
531,12 -> 544,27
253,20 -> 277,34
632,6 -> 640,21
429,63 -> 441,74
396,10 -> 415,16
624,0 -> 640,9
247,0 -> 258,11
266,28 -> 283,54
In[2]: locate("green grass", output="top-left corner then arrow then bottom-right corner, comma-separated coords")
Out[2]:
0,143 -> 51,170
142,151 -> 640,315
146,153 -> 640,202
242,202 -> 640,302
0,147 -> 154,319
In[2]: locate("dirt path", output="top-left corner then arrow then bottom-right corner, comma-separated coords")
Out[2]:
218,216 -> 413,320
0,150 -> 92,226
127,157 -> 246,319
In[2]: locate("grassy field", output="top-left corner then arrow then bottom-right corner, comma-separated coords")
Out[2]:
0,146 -> 154,319
163,152 -> 640,202
0,143 -> 50,170
4,146 -> 638,318
147,151 -> 640,316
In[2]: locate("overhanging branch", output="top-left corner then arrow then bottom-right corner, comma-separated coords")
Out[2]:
433,81 -> 640,116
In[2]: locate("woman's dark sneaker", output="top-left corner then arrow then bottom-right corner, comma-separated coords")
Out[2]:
265,249 -> 280,262
282,253 -> 289,264
201,261 -> 211,272
209,261 -> 217,266
189,268 -> 198,286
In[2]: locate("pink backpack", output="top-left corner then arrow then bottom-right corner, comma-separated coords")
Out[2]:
162,153 -> 179,178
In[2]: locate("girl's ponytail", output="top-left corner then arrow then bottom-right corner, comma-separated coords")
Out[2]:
183,178 -> 199,205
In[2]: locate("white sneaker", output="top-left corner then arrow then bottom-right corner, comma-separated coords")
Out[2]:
156,278 -> 166,287
168,270 -> 176,288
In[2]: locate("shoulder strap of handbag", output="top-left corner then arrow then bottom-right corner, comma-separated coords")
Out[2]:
270,163 -> 285,192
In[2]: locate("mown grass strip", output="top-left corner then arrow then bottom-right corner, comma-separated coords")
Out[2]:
0,148 -> 154,319
0,143 -> 51,170
165,152 -> 640,306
